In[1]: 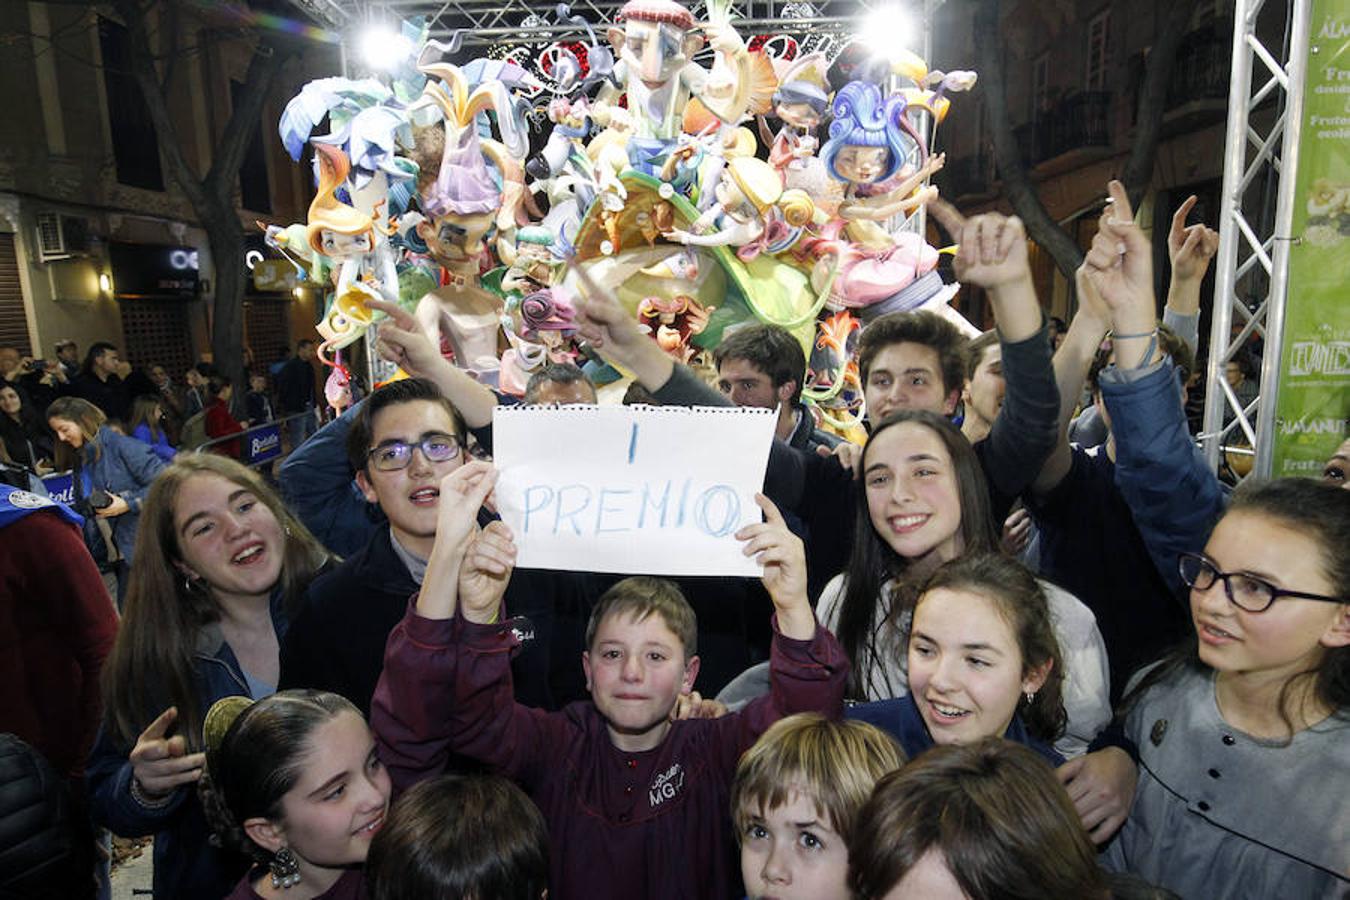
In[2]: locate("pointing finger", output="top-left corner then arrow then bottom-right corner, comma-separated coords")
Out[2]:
141,707 -> 178,742
364,298 -> 415,329
1106,180 -> 1135,226
1170,195 -> 1198,243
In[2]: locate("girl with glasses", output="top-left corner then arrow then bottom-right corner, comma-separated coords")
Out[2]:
1104,478 -> 1349,898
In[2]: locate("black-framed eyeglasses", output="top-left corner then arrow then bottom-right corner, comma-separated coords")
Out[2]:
366,433 -> 461,472
1178,552 -> 1344,612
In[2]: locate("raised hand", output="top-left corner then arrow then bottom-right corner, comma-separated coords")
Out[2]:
433,460 -> 498,559
1167,195 -> 1220,283
1084,181 -> 1157,368
1073,261 -> 1111,331
457,520 -> 517,625
928,199 -> 1032,290
570,260 -> 674,389
365,298 -> 445,379
129,707 -> 205,801
1083,181 -> 1153,315
735,494 -> 814,640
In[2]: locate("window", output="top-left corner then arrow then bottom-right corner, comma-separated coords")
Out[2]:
1086,10 -> 1111,90
1031,53 -> 1050,120
232,80 -> 273,214
0,234 -> 30,355
98,17 -> 165,191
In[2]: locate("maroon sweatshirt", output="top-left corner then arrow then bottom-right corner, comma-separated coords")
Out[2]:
372,605 -> 848,900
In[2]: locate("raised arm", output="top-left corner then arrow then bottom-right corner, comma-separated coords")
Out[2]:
1084,181 -> 1224,595
366,299 -> 498,429
1162,195 -> 1218,354
928,200 -> 1060,509
1032,267 -> 1112,495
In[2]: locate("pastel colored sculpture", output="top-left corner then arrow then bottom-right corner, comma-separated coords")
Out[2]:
305,143 -> 399,356
820,80 -> 944,224
637,293 -> 713,361
758,53 -> 831,178
501,226 -> 563,297
663,156 -> 813,260
595,0 -> 753,174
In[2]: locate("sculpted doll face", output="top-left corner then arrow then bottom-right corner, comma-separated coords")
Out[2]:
614,18 -> 693,89
777,101 -> 822,130
834,145 -> 890,185
320,230 -> 373,259
420,212 -> 495,269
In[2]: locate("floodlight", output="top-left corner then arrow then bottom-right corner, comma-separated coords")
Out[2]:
861,5 -> 916,56
359,24 -> 412,70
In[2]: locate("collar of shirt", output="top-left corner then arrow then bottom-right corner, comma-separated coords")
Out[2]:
388,526 -> 428,585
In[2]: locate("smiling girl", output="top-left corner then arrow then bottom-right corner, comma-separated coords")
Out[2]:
1104,479 -> 1349,897
817,410 -> 1108,759
87,455 -> 331,899
849,553 -> 1067,766
201,691 -> 390,899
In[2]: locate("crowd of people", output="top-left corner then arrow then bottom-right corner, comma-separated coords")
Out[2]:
1,182 -> 1347,900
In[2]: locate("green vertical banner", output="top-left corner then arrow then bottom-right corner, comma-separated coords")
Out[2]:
1274,1 -> 1350,476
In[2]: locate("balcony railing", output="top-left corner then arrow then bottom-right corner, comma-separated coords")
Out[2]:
1014,91 -> 1113,167
1167,19 -> 1234,109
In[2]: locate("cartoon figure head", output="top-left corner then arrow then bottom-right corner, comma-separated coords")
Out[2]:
820,80 -> 920,186
720,157 -> 814,228
306,144 -> 376,259
609,0 -> 703,90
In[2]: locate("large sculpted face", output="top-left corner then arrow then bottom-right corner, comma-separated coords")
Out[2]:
419,211 -> 496,270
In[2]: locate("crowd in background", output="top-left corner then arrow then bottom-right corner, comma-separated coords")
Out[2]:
1,185 -> 1346,900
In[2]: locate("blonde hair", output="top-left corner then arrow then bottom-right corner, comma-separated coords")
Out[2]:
732,713 -> 903,843
46,396 -> 107,469
306,143 -> 375,256
726,157 -> 814,228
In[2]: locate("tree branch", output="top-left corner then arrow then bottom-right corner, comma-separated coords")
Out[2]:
205,40 -> 291,198
974,0 -> 1084,281
110,0 -> 210,211
1118,0 -> 1205,207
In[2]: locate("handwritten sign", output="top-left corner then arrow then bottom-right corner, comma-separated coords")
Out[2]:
493,404 -> 776,576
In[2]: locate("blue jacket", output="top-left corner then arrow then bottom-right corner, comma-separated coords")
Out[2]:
81,426 -> 167,563
847,693 -> 1064,766
278,401 -> 384,558
85,593 -> 291,900
130,423 -> 177,463
1099,358 -> 1226,600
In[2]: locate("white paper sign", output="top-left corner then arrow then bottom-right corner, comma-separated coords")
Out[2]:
493,404 -> 776,576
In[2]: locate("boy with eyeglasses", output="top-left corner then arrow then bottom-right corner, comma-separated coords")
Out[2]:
279,377 -> 587,715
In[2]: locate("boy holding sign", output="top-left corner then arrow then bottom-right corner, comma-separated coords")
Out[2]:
371,461 -> 849,900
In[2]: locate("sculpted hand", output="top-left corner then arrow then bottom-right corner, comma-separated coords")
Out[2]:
129,707 -> 205,800
457,520 -> 517,624
736,494 -> 813,639
1056,747 -> 1138,843
1168,195 -> 1220,283
928,199 -> 1032,289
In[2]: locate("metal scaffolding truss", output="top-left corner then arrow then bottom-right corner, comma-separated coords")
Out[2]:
287,0 -> 894,46
1201,0 -> 1311,479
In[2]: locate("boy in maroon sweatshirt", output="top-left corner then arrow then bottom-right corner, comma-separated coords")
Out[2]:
372,460 -> 848,900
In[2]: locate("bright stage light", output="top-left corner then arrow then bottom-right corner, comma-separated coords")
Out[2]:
359,24 -> 412,70
860,5 -> 916,56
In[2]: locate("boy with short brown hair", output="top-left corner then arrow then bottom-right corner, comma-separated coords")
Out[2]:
372,461 -> 848,900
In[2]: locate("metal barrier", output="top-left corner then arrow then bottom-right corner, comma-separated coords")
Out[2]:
194,411 -> 317,469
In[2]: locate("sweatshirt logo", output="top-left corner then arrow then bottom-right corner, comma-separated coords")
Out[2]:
649,763 -> 684,807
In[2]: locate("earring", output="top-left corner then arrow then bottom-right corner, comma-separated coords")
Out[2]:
181,573 -> 199,594
1024,691 -> 1036,705
269,846 -> 301,889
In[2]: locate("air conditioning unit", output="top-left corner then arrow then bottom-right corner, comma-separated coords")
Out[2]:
34,213 -> 92,262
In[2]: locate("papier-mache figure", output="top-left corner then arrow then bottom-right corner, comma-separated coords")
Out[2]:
410,62 -> 526,378
821,80 -> 945,229
595,0 -> 754,176
758,53 -> 831,180
637,293 -> 713,361
501,226 -> 563,297
306,143 -> 399,355
663,156 -> 813,261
